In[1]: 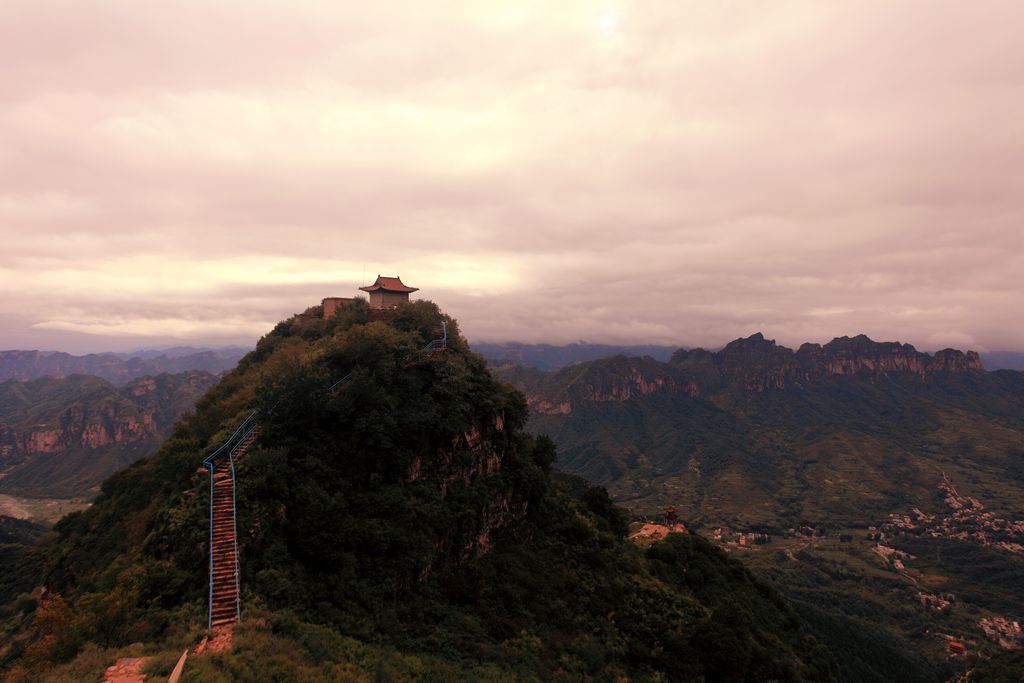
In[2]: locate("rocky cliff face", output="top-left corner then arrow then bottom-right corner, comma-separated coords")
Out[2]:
522,356 -> 699,415
507,333 -> 988,410
795,335 -> 984,378
0,371 -> 218,497
0,373 -> 211,458
669,333 -> 984,393
407,412 -> 527,570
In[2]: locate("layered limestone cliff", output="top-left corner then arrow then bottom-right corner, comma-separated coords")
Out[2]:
796,335 -> 983,378
513,333 -> 987,410
669,333 -> 984,393
0,374 -> 211,459
0,371 -> 218,496
526,361 -> 699,415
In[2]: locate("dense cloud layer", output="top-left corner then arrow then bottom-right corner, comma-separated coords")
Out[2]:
1,1 -> 1022,353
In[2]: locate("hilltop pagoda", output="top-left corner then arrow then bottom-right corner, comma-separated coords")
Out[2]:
359,274 -> 419,310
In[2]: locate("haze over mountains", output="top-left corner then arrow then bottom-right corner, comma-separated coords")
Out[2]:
1,337 -> 1019,506
0,347 -> 247,385
472,342 -> 677,370
0,337 -> 1018,500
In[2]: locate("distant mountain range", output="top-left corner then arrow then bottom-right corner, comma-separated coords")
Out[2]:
0,347 -> 248,385
496,333 -> 1019,520
981,350 -> 1024,371
472,341 -> 678,370
3,342 -> 1018,380
473,340 -> 1024,372
112,345 -> 251,360
0,371 -> 219,498
494,333 -> 1024,671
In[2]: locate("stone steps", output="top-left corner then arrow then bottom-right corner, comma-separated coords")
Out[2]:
206,426 -> 260,633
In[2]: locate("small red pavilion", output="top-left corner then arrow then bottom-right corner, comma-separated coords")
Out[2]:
359,275 -> 419,310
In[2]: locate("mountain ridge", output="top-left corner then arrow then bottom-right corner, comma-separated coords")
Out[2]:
0,349 -> 246,386
506,333 -> 992,415
473,338 -> 1022,373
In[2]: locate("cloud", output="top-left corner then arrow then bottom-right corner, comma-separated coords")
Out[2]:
0,1 -> 1022,353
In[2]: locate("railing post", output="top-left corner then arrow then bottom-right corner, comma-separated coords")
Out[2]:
202,411 -> 258,633
207,462 -> 214,632
229,445 -> 241,623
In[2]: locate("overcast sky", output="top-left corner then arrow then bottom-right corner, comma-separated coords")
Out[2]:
2,1 -> 1023,354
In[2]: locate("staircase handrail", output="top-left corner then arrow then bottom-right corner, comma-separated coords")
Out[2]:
204,416 -> 259,631
422,320 -> 448,351
328,371 -> 354,392
203,410 -> 260,468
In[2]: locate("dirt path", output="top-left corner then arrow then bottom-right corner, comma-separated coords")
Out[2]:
928,464 -> 958,497
103,656 -> 149,682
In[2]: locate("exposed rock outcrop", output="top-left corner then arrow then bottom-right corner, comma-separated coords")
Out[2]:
0,371 -> 218,497
522,356 -> 700,414
406,412 -> 527,574
513,333 -> 988,410
669,333 -> 985,393
0,374 -> 208,457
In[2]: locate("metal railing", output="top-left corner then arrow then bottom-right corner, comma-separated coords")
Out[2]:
202,410 -> 259,469
422,320 -> 448,351
203,411 -> 259,631
227,426 -> 254,624
329,372 -> 353,392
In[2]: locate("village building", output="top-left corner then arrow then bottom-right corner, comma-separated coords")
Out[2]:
359,275 -> 419,310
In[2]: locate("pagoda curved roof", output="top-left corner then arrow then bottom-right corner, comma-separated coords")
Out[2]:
359,275 -> 419,293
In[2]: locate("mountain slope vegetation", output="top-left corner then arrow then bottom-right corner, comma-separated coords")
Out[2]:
497,333 -> 1024,678
0,303 -> 836,682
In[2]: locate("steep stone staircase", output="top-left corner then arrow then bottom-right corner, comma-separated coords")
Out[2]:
209,431 -> 258,628
202,418 -> 259,635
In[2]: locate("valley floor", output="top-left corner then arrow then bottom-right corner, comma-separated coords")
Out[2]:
0,494 -> 89,526
704,523 -> 1023,678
